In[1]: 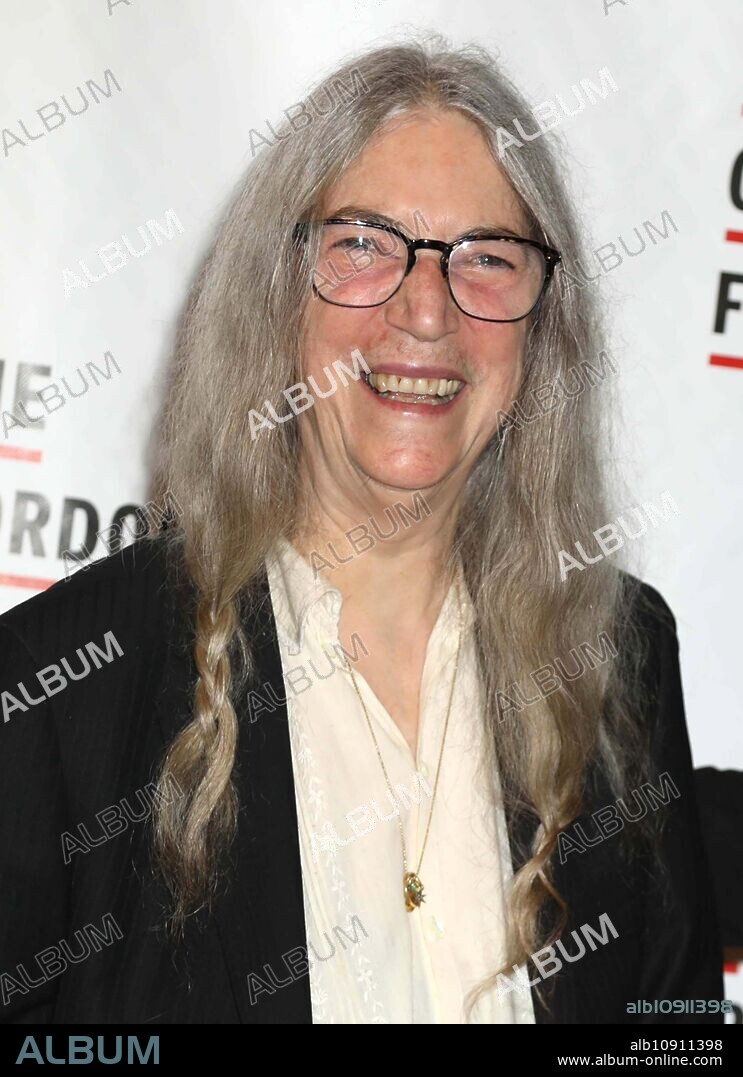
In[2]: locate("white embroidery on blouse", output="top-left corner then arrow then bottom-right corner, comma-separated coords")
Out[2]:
285,667 -> 388,1025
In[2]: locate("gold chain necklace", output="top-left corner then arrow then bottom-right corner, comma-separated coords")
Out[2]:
339,573 -> 465,913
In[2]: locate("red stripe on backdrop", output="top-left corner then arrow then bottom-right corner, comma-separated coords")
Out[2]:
0,446 -> 43,462
724,230 -> 743,243
709,354 -> 743,369
0,574 -> 55,591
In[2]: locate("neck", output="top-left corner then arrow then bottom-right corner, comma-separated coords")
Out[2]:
291,466 -> 464,631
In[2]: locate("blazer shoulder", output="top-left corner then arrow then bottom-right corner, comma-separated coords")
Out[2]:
617,569 -> 679,645
605,571 -> 684,733
0,536 -> 189,659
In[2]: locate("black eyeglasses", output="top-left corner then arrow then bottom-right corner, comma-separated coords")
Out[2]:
293,217 -> 562,323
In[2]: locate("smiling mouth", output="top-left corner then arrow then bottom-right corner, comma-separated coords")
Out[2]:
364,371 -> 465,405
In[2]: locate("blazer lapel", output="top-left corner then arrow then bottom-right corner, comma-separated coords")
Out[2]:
501,796 -> 553,1023
213,566 -> 311,1022
154,560 -> 311,1023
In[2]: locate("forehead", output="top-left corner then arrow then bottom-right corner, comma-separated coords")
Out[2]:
321,108 -> 529,239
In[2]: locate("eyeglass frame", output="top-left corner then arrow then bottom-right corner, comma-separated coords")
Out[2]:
293,216 -> 562,324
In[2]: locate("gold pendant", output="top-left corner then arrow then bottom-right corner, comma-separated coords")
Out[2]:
404,871 -> 425,912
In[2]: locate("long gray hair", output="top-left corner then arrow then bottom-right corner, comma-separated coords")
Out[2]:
151,31 -> 661,1012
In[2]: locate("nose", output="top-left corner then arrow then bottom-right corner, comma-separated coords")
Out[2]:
383,248 -> 459,343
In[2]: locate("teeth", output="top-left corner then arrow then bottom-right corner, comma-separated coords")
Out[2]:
367,373 -> 463,398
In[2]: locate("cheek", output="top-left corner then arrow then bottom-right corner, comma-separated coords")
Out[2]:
301,306 -> 377,379
469,323 -> 525,393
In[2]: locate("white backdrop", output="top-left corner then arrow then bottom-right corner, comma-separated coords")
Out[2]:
1,0 -> 741,1013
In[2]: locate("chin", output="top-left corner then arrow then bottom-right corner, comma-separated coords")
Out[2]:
358,455 -> 455,493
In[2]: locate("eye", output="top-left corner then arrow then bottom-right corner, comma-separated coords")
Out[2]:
453,240 -> 527,274
332,236 -> 371,250
330,235 -> 395,257
468,252 -> 514,269
458,251 -> 517,273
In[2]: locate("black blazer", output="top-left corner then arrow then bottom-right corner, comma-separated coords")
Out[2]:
0,538 -> 723,1024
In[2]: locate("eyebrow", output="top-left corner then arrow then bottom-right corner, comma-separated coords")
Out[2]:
325,204 -> 527,242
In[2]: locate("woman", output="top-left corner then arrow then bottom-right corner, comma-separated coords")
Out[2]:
0,34 -> 723,1024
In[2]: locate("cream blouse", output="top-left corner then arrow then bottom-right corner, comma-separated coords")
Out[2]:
264,537 -> 535,1025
